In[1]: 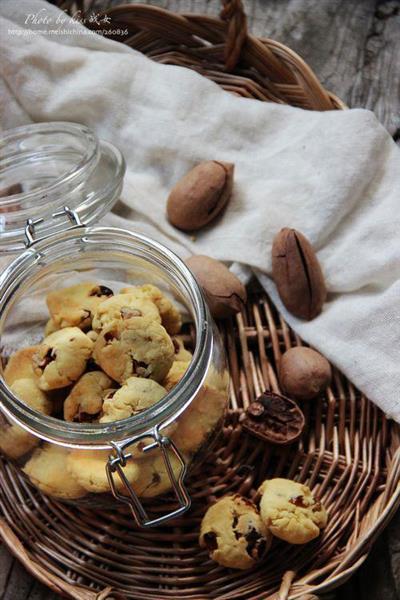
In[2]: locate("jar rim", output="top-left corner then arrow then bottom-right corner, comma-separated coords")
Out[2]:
0,226 -> 213,449
0,122 -> 125,253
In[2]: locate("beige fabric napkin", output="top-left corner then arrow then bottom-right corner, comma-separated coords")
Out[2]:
1,1 -> 399,419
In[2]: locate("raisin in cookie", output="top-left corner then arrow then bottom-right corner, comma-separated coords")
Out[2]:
47,282 -> 114,330
92,294 -> 160,331
66,449 -> 140,494
93,317 -> 174,384
171,336 -> 192,362
23,445 -> 87,499
32,327 -> 94,391
64,371 -> 114,422
121,284 -> 182,334
199,495 -> 271,570
125,450 -> 185,498
3,346 -> 42,385
258,478 -> 327,544
0,379 -> 52,459
100,377 -> 166,423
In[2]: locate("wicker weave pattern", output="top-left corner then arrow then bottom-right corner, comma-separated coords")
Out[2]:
1,290 -> 399,599
1,2 -> 399,599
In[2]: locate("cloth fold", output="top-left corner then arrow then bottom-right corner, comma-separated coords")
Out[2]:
0,0 -> 399,419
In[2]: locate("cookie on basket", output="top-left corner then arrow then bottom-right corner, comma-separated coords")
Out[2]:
258,478 -> 327,544
199,495 -> 271,570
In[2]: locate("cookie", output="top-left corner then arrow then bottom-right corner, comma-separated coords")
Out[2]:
46,282 -> 114,330
199,495 -> 270,570
64,371 -> 114,422
92,294 -> 161,332
258,478 -> 327,544
32,327 -> 94,391
126,450 -> 185,498
23,444 -> 87,499
93,317 -> 174,384
171,336 -> 192,362
0,379 -> 52,460
162,361 -> 227,454
3,346 -> 41,386
163,360 -> 190,392
121,284 -> 182,334
44,318 -> 59,336
100,377 -> 166,423
66,448 -> 140,494
171,383 -> 226,455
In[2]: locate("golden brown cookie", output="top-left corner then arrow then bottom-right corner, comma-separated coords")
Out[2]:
258,478 -> 327,544
92,294 -> 160,332
23,444 -> 87,499
0,379 -> 52,460
44,318 -> 59,336
121,284 -> 182,334
127,450 -> 185,498
47,282 -> 114,330
64,371 -> 114,422
3,346 -> 41,385
162,360 -> 190,392
32,327 -> 94,391
93,317 -> 174,384
171,384 -> 226,455
171,336 -> 192,362
66,449 -> 140,494
199,495 -> 271,570
100,377 -> 166,423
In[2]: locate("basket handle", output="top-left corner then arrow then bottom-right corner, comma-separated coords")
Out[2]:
220,0 -> 248,71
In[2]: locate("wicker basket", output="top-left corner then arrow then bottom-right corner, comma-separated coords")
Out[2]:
1,1 -> 399,599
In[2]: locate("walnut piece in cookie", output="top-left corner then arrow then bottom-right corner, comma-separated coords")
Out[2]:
0,379 -> 52,460
93,316 -> 174,384
3,346 -> 42,385
23,445 -> 87,499
46,282 -> 114,330
99,377 -> 166,423
64,371 -> 114,422
32,327 -> 94,391
66,449 -> 140,494
92,293 -> 161,331
258,478 -> 327,544
121,284 -> 182,335
199,495 -> 271,570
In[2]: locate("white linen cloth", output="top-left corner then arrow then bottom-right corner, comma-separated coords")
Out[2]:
0,0 -> 399,420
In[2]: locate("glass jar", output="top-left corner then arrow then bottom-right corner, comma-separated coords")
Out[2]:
0,123 -> 229,527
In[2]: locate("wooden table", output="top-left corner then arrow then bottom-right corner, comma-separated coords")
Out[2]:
1,0 -> 399,598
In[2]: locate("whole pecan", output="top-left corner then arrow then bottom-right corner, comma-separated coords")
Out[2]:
272,228 -> 326,320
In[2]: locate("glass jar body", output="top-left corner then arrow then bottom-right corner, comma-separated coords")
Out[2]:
0,227 -> 229,516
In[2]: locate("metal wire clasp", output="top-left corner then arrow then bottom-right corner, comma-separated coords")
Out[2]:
24,206 -> 84,247
106,428 -> 191,528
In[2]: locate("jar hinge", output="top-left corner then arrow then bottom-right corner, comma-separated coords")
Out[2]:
106,428 -> 191,528
24,206 -> 85,247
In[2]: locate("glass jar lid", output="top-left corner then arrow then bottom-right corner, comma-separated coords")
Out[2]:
0,122 -> 125,253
